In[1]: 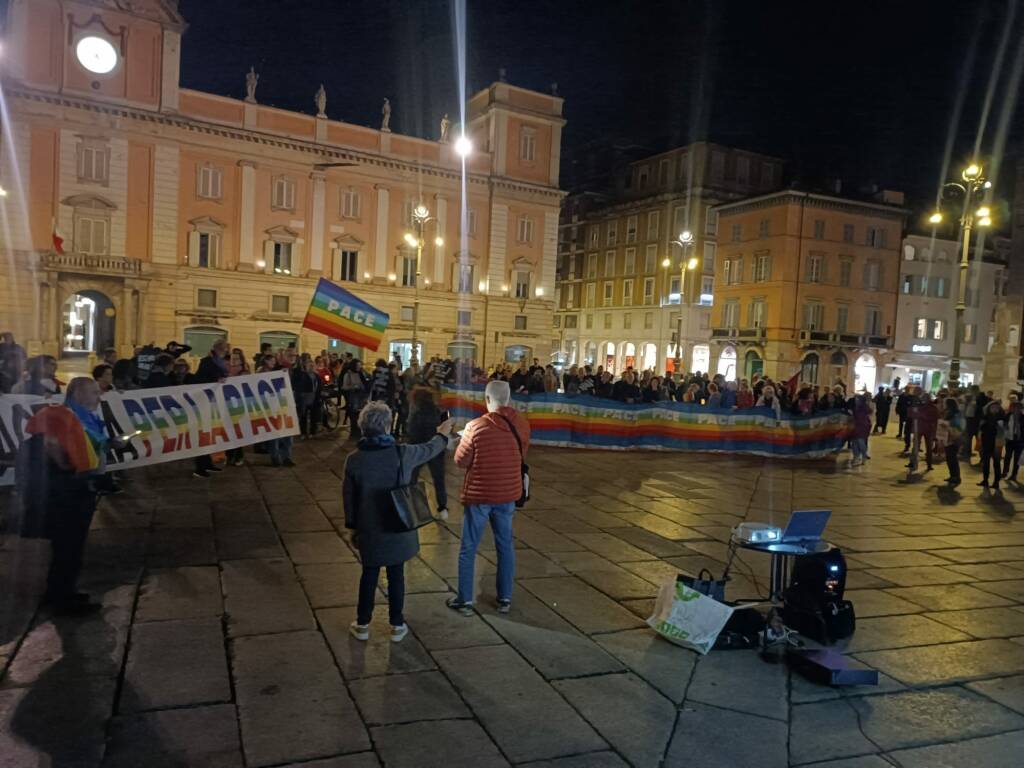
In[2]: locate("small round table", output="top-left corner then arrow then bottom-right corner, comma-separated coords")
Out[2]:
728,538 -> 836,603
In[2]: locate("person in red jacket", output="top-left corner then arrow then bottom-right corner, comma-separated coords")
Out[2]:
447,380 -> 530,616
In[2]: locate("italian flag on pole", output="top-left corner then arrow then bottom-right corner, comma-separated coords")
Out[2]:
52,218 -> 65,254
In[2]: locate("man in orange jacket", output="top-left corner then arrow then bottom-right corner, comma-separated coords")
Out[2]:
447,380 -> 530,616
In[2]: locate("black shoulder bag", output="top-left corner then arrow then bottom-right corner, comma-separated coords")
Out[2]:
390,445 -> 435,531
498,415 -> 530,508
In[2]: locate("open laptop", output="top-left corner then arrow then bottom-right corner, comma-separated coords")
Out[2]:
779,510 -> 831,543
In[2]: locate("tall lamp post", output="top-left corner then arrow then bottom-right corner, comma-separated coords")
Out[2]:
669,231 -> 698,374
928,162 -> 993,388
404,205 -> 444,366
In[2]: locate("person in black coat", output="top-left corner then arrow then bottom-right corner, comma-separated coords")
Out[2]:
343,402 -> 453,642
873,387 -> 892,434
406,388 -> 450,518
191,340 -> 229,477
612,371 -> 641,403
144,354 -> 175,388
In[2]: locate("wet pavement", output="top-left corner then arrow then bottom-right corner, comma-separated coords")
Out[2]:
2,431 -> 1023,767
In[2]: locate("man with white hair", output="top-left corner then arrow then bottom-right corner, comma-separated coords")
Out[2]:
447,379 -> 530,615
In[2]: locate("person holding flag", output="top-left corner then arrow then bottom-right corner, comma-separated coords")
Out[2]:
16,378 -> 114,614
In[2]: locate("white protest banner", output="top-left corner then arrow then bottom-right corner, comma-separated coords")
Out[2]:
0,371 -> 299,486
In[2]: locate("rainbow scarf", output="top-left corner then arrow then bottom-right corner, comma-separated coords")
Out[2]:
25,404 -> 104,473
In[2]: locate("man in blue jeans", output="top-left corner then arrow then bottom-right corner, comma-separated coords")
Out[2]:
447,380 -> 530,615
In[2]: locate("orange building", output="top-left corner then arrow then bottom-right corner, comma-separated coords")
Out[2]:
0,0 -> 565,368
709,190 -> 907,390
555,143 -> 783,374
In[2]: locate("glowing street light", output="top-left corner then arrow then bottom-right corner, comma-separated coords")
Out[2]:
934,161 -> 991,386
406,204 -> 443,364
686,256 -> 699,271
661,257 -> 671,268
454,135 -> 473,158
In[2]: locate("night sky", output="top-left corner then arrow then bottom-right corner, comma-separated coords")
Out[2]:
44,1 -> 1024,211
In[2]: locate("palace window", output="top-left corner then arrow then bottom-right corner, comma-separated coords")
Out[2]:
514,270 -> 531,299
272,176 -> 296,210
626,215 -> 637,243
76,216 -> 109,255
271,294 -> 290,314
273,242 -> 293,274
340,189 -> 361,219
197,164 -> 223,200
77,141 -> 110,185
647,211 -> 660,240
335,249 -> 358,282
517,215 -> 534,243
520,127 -> 537,161
197,288 -> 218,309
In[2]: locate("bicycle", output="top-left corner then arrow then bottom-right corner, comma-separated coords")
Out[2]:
320,383 -> 343,431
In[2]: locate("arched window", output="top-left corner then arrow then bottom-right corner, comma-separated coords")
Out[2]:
260,331 -> 298,353
801,353 -> 820,385
830,351 -> 848,366
505,344 -> 532,363
584,341 -> 597,366
447,341 -> 477,363
854,353 -> 877,393
691,344 -> 710,375
388,340 -> 424,368
744,350 -> 763,379
717,345 -> 737,381
185,326 -> 228,358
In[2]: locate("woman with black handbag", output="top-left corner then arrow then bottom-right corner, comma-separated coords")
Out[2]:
342,401 -> 454,642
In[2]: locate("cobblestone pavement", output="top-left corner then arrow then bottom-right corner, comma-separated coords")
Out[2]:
2,431 -> 1024,767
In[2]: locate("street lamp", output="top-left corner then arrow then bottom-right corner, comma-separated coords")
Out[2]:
406,204 -> 444,366
671,231 -> 697,374
928,161 -> 993,388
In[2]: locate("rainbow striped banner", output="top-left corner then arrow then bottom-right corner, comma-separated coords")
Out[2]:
302,278 -> 389,351
440,386 -> 850,458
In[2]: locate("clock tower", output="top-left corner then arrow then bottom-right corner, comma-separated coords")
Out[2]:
4,0 -> 186,113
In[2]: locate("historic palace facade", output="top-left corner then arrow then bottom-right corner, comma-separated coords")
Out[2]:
0,0 -> 564,367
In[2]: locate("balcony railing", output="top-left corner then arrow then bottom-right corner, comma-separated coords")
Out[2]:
711,327 -> 766,341
40,251 -> 143,276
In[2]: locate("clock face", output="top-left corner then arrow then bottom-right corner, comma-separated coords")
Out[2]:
76,36 -> 118,75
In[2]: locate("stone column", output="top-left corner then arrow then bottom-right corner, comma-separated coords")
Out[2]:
434,195 -> 447,286
121,284 -> 135,351
308,171 -> 326,276
238,161 -> 257,269
374,185 -> 390,278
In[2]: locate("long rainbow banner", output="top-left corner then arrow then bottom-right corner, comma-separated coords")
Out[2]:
0,372 -> 299,485
302,278 -> 389,351
440,386 -> 850,458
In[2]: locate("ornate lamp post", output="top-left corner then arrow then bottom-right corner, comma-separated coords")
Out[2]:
404,205 -> 443,366
671,231 -> 698,374
928,162 -> 993,388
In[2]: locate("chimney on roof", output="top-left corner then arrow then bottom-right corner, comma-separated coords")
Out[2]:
874,189 -> 905,206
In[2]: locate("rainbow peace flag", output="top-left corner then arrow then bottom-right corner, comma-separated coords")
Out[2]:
440,386 -> 850,458
302,278 -> 389,351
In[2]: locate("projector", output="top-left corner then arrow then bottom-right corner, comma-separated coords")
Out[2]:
733,522 -> 782,545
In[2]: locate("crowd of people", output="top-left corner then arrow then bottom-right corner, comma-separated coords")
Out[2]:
9,322 -> 1024,633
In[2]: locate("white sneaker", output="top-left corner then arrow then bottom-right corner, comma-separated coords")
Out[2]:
349,622 -> 369,641
437,508 -> 449,521
390,624 -> 409,643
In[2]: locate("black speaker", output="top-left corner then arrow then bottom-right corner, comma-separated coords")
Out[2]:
782,548 -> 854,644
